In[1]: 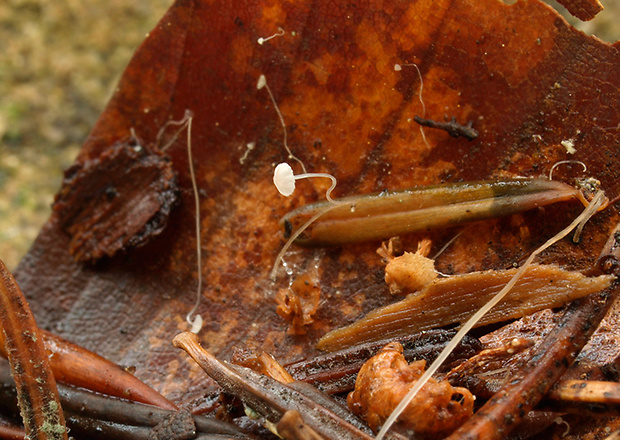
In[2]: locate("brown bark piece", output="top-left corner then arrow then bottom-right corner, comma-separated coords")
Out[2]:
556,0 -> 603,21
148,409 -> 195,440
53,142 -> 178,263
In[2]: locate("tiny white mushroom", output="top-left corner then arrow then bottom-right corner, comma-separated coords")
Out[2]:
257,27 -> 285,45
270,162 -> 341,281
274,162 -> 296,196
272,162 -> 338,202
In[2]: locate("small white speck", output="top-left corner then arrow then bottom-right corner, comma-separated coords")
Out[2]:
561,139 -> 576,154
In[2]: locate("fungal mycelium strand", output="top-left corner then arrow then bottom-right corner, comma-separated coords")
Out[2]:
258,74 -> 342,281
281,178 -> 581,247
373,189 -> 606,440
156,110 -> 204,334
394,62 -> 431,149
183,113 -> 204,334
257,27 -> 285,45
257,74 -> 307,173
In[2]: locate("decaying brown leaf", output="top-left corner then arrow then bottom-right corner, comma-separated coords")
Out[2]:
9,0 -> 620,437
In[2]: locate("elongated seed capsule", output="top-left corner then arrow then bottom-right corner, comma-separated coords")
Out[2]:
281,179 -> 579,246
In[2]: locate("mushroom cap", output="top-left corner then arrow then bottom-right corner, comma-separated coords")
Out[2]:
273,162 -> 295,196
257,74 -> 266,90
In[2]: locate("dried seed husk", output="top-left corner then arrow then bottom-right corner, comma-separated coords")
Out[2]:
282,179 -> 579,246
317,264 -> 614,351
0,327 -> 177,411
347,342 -> 475,438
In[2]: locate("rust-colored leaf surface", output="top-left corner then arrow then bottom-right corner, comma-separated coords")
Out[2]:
13,0 -> 620,436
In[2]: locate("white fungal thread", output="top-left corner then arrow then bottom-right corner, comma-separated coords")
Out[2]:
431,228 -> 467,261
257,27 -> 285,45
548,160 -> 587,181
128,127 -> 143,152
547,161 -> 607,243
394,62 -> 431,149
184,113 -> 204,334
239,141 -> 256,164
375,190 -> 606,440
269,204 -> 340,281
270,161 -> 340,281
257,74 -> 307,173
554,416 -> 571,437
154,110 -> 204,333
157,112 -> 193,152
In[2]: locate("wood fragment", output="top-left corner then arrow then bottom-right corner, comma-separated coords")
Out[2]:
173,331 -> 386,440
445,279 -> 620,440
597,222 -> 620,276
53,141 -> 178,263
0,259 -> 68,440
148,409 -> 195,440
543,380 -> 620,415
277,410 -> 326,440
285,330 -> 481,394
556,0 -> 603,21
233,350 -> 295,384
413,115 -> 479,140
232,350 -> 385,436
317,264 -> 613,351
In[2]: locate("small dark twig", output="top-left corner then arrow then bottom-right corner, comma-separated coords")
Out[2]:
413,115 -> 478,140
0,358 -> 255,440
173,332 -> 392,440
285,330 -> 481,394
0,424 -> 26,440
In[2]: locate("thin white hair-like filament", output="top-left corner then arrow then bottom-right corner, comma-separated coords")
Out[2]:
375,190 -> 606,440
